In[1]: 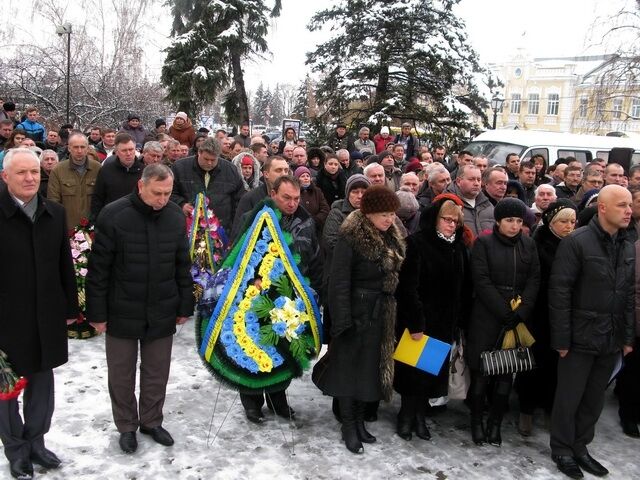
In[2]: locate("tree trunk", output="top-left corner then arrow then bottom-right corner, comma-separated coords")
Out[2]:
230,48 -> 249,124
374,47 -> 391,110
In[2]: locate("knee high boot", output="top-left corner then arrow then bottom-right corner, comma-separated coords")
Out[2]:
338,397 -> 363,454
397,395 -> 415,441
355,401 -> 376,443
414,397 -> 431,440
487,393 -> 509,447
332,397 -> 342,423
469,394 -> 486,445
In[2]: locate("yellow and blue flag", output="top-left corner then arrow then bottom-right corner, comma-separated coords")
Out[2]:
393,329 -> 452,376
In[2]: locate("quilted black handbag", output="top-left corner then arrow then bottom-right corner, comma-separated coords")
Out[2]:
480,327 -> 536,376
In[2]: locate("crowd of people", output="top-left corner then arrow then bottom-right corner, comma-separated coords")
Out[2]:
0,103 -> 638,480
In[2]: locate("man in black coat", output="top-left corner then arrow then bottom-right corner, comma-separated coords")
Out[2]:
171,138 -> 244,233
236,175 -> 323,424
90,133 -> 143,220
0,148 -> 78,479
86,164 -> 194,454
549,184 -> 636,479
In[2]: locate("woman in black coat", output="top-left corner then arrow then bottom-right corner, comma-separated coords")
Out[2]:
315,154 -> 347,207
394,193 -> 473,441
313,186 -> 405,454
514,199 -> 576,436
466,198 -> 540,447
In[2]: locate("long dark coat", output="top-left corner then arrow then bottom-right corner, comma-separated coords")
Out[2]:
394,198 -> 472,397
315,168 -> 347,207
312,210 -> 405,402
0,189 -> 78,376
466,226 -> 540,371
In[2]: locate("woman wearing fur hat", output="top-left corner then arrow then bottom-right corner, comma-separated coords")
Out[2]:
394,193 -> 473,442
313,186 -> 405,454
168,112 -> 196,147
466,198 -> 540,447
231,152 -> 262,191
514,199 -> 576,437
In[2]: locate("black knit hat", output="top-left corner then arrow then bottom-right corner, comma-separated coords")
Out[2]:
542,199 -> 577,226
494,198 -> 527,222
155,118 -> 166,128
360,185 -> 400,214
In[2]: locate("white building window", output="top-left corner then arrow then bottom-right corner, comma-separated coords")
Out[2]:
613,98 -> 623,119
579,97 -> 588,118
527,93 -> 540,115
547,93 -> 560,115
510,93 -> 521,114
631,98 -> 640,119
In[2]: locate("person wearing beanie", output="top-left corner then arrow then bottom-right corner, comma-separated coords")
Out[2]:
404,158 -> 423,175
394,193 -> 473,443
168,112 -> 196,147
396,189 -> 420,235
294,165 -> 330,236
373,126 -> 392,154
155,118 -> 167,135
231,151 -> 261,191
466,196 -> 540,447
512,198 -> 577,438
313,184 -> 405,455
118,114 -> 147,147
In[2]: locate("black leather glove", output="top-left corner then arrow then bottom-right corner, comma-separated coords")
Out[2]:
503,311 -> 521,330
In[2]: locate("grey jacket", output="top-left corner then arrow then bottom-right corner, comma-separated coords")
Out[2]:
446,184 -> 495,237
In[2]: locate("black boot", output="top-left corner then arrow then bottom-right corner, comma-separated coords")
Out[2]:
332,397 -> 342,423
338,397 -> 364,454
397,395 -> 414,441
364,401 -> 379,422
355,401 -> 376,443
414,398 -> 431,440
487,393 -> 509,447
469,394 -> 486,446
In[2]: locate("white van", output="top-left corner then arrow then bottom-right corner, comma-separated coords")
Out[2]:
464,130 -> 640,166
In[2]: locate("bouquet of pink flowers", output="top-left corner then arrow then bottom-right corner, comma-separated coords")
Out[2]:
68,218 -> 97,339
0,350 -> 27,401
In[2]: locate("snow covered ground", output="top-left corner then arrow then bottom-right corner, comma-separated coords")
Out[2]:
15,324 -> 638,480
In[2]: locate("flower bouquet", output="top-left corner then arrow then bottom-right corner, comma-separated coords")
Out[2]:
0,350 -> 27,401
197,202 -> 322,392
187,193 -> 229,303
68,218 -> 97,339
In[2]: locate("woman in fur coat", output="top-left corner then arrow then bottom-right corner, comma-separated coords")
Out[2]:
394,193 -> 473,441
313,186 -> 406,454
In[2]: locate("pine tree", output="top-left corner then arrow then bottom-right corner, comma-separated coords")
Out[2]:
162,0 -> 282,120
292,77 -> 310,123
306,0 -> 492,135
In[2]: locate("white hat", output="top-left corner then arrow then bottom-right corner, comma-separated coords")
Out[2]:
380,126 -> 390,135
176,112 -> 188,120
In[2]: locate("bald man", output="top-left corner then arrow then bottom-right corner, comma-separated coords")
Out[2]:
548,184 -> 635,479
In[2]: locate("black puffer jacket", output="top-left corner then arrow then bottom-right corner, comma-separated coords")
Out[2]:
86,192 -> 194,339
549,216 -> 635,354
171,155 -> 245,232
90,156 -> 143,220
466,227 -> 540,371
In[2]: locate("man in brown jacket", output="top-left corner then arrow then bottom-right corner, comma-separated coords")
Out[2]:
47,132 -> 101,228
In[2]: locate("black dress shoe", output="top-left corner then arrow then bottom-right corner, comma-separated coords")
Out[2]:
119,431 -> 138,453
30,447 -> 61,469
9,458 -> 33,480
140,425 -> 174,446
574,453 -> 609,477
552,455 -> 583,479
621,420 -> 640,438
245,408 -> 265,424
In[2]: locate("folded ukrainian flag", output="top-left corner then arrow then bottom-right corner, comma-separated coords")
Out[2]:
393,329 -> 452,375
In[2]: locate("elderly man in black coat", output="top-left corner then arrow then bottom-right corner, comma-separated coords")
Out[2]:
549,184 -> 636,479
0,148 -> 78,479
86,164 -> 194,455
170,138 -> 245,233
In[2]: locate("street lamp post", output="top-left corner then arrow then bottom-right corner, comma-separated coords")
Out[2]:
56,23 -> 73,124
490,96 -> 504,130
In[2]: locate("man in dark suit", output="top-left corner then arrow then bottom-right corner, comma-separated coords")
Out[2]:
0,148 -> 78,479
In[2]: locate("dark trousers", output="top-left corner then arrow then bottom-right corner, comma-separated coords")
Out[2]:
617,339 -> 640,422
106,334 -> 173,433
550,351 -> 617,457
240,390 -> 288,412
0,369 -> 54,462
